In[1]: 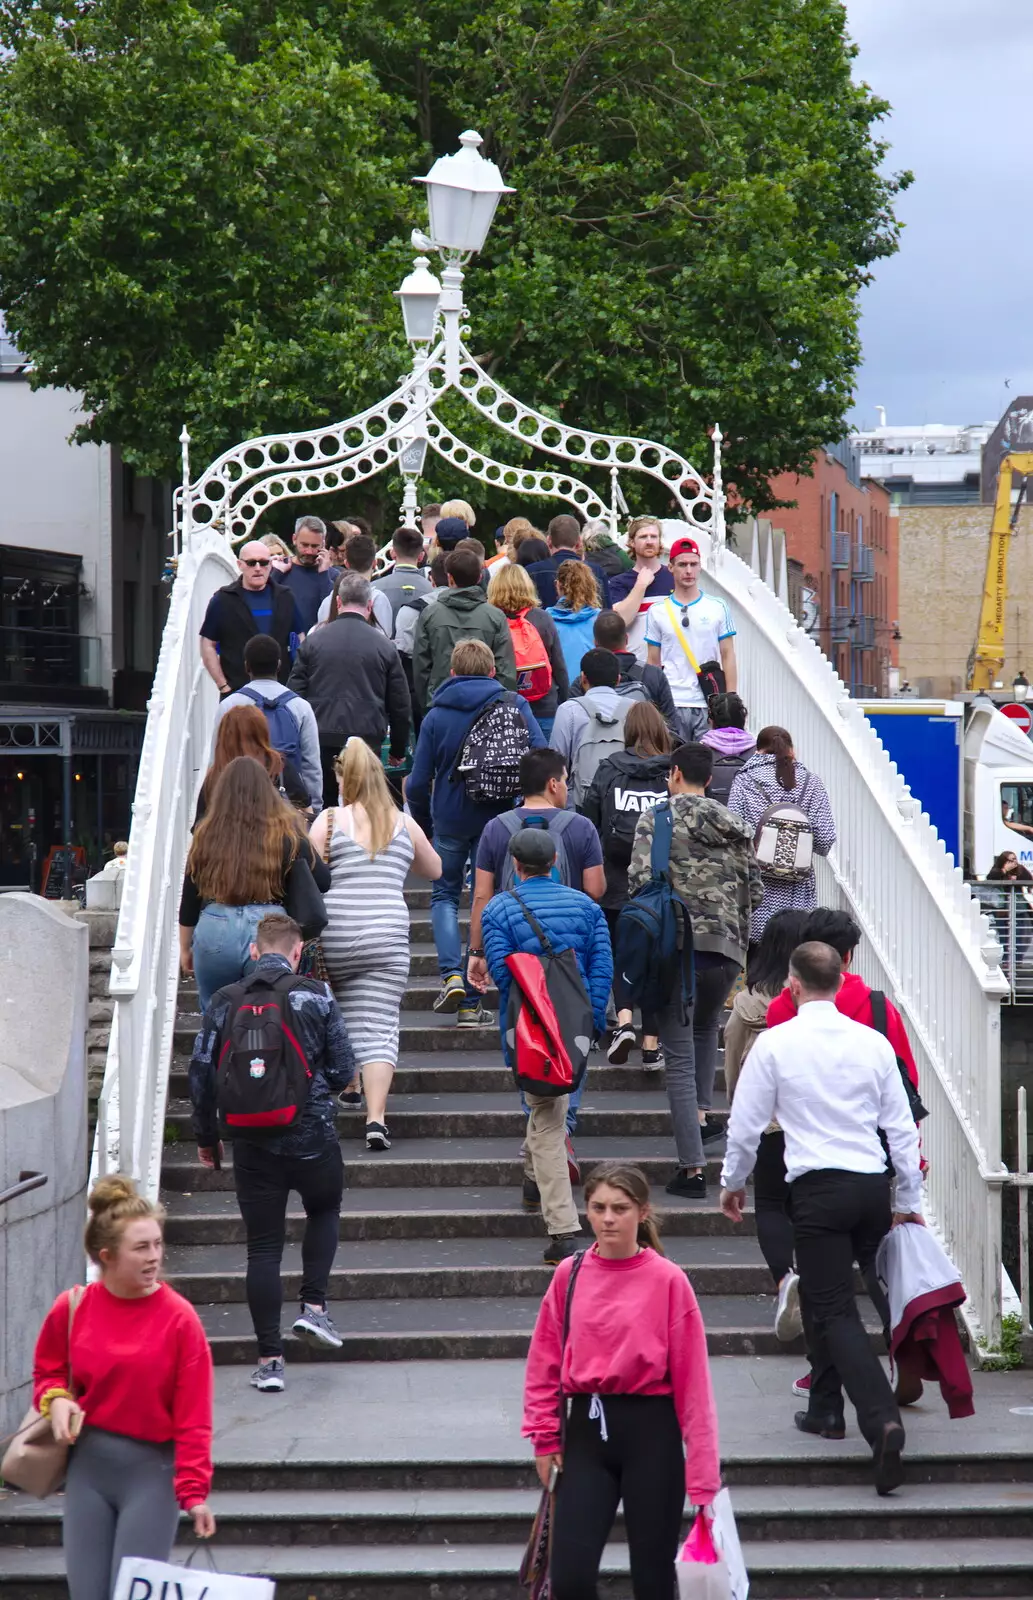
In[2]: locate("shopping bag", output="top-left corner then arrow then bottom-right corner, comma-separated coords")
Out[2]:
113,1550 -> 275,1600
676,1489 -> 748,1600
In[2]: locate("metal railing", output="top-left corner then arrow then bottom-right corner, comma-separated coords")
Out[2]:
0,1171 -> 47,1207
708,540 -> 1010,1346
0,626 -> 101,690
830,605 -> 852,643
89,531 -> 236,1201
852,543 -> 875,582
831,531 -> 850,569
851,614 -> 876,649
970,883 -> 1033,1004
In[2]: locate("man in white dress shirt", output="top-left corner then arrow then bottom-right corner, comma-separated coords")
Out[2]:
719,940 -> 923,1496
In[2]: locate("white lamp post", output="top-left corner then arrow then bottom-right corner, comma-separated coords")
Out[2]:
394,257 -> 442,344
414,130 -> 514,256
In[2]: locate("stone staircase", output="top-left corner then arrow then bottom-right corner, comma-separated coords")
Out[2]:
4,882 -> 1033,1596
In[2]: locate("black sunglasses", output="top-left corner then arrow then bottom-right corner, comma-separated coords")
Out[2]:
241,558 -> 271,568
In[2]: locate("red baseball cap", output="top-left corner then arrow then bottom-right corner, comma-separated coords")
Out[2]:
670,536 -> 700,560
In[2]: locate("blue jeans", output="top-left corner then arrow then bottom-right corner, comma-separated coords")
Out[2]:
431,833 -> 482,1000
192,902 -> 280,1010
533,713 -> 555,742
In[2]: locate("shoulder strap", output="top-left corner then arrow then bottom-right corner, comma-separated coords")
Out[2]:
650,802 -> 674,876
497,810 -> 526,838
67,1285 -> 84,1394
507,887 -> 554,955
550,810 -> 577,836
321,809 -> 336,866
557,1249 -> 587,1443
664,597 -> 700,673
236,684 -> 262,707
869,990 -> 889,1041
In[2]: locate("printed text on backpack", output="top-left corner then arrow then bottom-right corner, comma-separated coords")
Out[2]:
452,692 -> 535,803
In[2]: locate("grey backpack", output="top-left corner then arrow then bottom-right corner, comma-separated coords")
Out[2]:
570,700 -> 632,806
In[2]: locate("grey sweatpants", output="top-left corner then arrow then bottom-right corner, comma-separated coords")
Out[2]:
64,1427 -> 179,1600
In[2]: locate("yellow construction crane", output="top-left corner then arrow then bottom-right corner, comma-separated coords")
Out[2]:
967,450 -> 1033,691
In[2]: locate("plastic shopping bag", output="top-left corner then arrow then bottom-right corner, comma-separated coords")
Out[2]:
676,1489 -> 748,1600
113,1551 -> 275,1600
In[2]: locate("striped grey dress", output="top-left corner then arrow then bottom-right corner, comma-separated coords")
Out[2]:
320,813 -> 413,1067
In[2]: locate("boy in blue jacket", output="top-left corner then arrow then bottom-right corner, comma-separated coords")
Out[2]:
479,828 -> 613,1264
407,638 -> 544,1026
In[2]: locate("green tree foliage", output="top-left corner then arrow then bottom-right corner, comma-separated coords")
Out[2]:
0,0 -> 908,512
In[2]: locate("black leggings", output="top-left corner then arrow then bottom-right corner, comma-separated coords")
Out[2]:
551,1394 -> 685,1600
232,1138 -> 344,1356
604,908 -> 659,1035
753,1129 -> 794,1287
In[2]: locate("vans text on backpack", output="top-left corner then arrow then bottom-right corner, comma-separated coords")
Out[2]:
237,685 -> 304,775
570,700 -> 631,806
217,969 -> 315,1131
750,773 -> 816,883
503,889 -> 595,1097
614,803 -> 694,1019
495,810 -> 578,892
452,692 -> 536,803
508,609 -> 553,703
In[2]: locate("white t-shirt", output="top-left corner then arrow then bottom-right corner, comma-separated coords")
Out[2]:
644,590 -> 735,707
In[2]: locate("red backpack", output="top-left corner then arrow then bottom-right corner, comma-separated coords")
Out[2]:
507,609 -> 552,703
503,891 -> 594,1097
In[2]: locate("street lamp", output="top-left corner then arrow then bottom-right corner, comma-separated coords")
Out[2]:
414,130 -> 514,255
1014,670 -> 1030,701
394,257 -> 442,344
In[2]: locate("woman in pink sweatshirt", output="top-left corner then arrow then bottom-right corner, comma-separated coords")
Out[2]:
523,1162 -> 721,1599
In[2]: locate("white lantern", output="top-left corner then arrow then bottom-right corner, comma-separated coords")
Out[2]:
414,131 -> 515,255
394,257 -> 442,343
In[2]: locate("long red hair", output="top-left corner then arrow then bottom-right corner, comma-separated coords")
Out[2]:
202,705 -> 284,801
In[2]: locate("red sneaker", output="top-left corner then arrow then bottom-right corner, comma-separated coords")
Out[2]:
565,1135 -> 581,1187
792,1371 -> 811,1398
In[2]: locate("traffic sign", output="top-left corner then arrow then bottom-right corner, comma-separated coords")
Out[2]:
1000,702 -> 1033,735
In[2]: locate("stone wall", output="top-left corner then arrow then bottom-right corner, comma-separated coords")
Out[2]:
897,504 -> 1033,695
75,910 -> 117,1102
0,895 -> 88,1435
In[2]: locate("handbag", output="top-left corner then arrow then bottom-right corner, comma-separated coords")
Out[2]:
1,1286 -> 84,1498
283,835 -> 329,943
114,1546 -> 274,1600
519,1251 -> 587,1599
300,811 -> 335,982
664,597 -> 726,703
675,1489 -> 748,1600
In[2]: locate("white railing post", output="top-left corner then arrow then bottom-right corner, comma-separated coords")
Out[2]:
1020,1087 -> 1030,1334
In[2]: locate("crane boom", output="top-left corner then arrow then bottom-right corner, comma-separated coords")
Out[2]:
967,449 -> 1033,691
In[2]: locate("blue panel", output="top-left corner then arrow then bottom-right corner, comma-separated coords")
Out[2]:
866,711 -> 961,863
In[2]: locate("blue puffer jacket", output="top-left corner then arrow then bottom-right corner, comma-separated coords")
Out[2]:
406,675 -> 545,840
482,876 -> 613,1066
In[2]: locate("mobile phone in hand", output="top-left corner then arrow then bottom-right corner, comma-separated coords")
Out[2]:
547,1462 -> 560,1494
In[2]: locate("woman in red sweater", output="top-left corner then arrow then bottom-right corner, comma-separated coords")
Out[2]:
523,1163 -> 720,1600
32,1175 -> 215,1599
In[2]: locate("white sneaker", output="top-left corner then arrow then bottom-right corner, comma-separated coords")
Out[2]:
292,1306 -> 343,1350
775,1271 -> 803,1342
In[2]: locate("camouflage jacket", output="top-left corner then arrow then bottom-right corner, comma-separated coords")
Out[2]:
627,793 -> 764,964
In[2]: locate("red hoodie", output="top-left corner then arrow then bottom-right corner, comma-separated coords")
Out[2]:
766,971 -> 919,1088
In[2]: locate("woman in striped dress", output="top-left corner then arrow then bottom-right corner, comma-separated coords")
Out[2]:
309,738 -> 441,1150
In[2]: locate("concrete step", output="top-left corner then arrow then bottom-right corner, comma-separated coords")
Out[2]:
187,1293 -> 878,1363
9,1481 -> 1033,1549
160,1187 -> 756,1244
403,887 -> 470,911
7,1537 -> 1033,1597
173,1009 -> 499,1053
162,1233 -> 784,1303
158,1136 -> 729,1191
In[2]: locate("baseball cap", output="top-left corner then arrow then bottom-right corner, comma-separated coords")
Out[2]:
670,536 -> 700,561
434,517 -> 469,550
508,828 -> 557,869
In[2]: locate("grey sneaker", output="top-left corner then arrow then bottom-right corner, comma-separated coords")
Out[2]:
292,1306 -> 344,1350
250,1356 -> 285,1392
457,1002 -> 495,1029
433,973 -> 466,1013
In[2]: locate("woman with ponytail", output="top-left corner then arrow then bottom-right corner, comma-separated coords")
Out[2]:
32,1176 -> 214,1599
523,1163 -> 720,1600
309,737 -> 440,1149
726,725 -> 836,946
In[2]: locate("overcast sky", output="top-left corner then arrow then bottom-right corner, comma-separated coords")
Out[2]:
845,0 -> 1033,431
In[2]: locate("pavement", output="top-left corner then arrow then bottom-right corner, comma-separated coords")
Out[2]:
210,1352 -> 1033,1467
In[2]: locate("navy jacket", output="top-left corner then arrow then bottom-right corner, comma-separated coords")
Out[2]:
482,876 -> 613,1066
525,552 -> 613,611
406,676 -> 546,840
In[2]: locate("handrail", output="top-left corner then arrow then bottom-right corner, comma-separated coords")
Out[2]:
0,1171 -> 48,1207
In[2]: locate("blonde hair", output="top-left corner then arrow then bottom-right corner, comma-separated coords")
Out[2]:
334,737 -> 400,856
487,563 -> 539,616
450,638 -> 496,676
503,517 -> 539,552
625,514 -> 661,551
260,533 -> 292,560
555,559 -> 600,612
440,498 -> 476,527
84,1175 -> 165,1265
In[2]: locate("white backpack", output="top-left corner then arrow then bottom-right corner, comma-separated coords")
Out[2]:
750,773 -> 816,883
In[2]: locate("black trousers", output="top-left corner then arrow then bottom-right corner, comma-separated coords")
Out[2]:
790,1169 -> 899,1444
551,1395 -> 684,1600
603,907 -> 658,1035
232,1138 -> 344,1357
753,1130 -> 795,1287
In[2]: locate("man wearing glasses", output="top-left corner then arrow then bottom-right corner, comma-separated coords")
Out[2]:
644,536 -> 737,743
199,541 -> 303,695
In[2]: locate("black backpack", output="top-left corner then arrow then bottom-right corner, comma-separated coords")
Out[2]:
613,803 -> 694,1019
216,970 -> 315,1133
599,765 -> 669,872
452,692 -> 535,803
870,990 -> 929,1124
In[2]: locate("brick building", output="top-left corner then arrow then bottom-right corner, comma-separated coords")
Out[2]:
766,441 -> 898,695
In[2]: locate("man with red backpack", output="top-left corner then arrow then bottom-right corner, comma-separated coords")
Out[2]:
481,829 -> 612,1264
187,913 -> 356,1395
406,639 -> 545,1024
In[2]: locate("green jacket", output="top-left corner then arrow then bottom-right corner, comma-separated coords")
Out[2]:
411,585 -> 517,708
628,793 -> 763,965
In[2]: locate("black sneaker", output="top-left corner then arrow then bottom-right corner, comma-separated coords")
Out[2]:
522,1177 -> 541,1210
794,1409 -> 845,1441
543,1234 -> 581,1265
700,1115 -> 725,1143
665,1167 -> 706,1199
365,1122 -> 391,1150
641,1047 -> 665,1072
873,1421 -> 906,1496
607,1023 -> 637,1064
433,973 -> 466,1014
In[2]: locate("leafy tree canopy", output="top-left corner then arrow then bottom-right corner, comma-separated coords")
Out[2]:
0,0 -> 909,517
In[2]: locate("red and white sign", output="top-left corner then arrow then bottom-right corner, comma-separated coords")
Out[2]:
1000,701 -> 1033,735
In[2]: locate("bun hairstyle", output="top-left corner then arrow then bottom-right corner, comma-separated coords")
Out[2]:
85,1175 -> 165,1265
583,1162 -> 663,1254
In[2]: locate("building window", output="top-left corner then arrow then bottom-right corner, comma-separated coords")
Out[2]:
830,491 -> 839,536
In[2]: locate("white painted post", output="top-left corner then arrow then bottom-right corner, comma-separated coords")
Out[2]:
712,424 -> 725,549
179,425 -> 193,551
1019,1086 -> 1030,1332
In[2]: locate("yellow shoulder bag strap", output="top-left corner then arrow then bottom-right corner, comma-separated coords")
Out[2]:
664,596 -> 701,674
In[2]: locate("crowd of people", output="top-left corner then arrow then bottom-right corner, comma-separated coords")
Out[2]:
23,498 -> 930,1596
